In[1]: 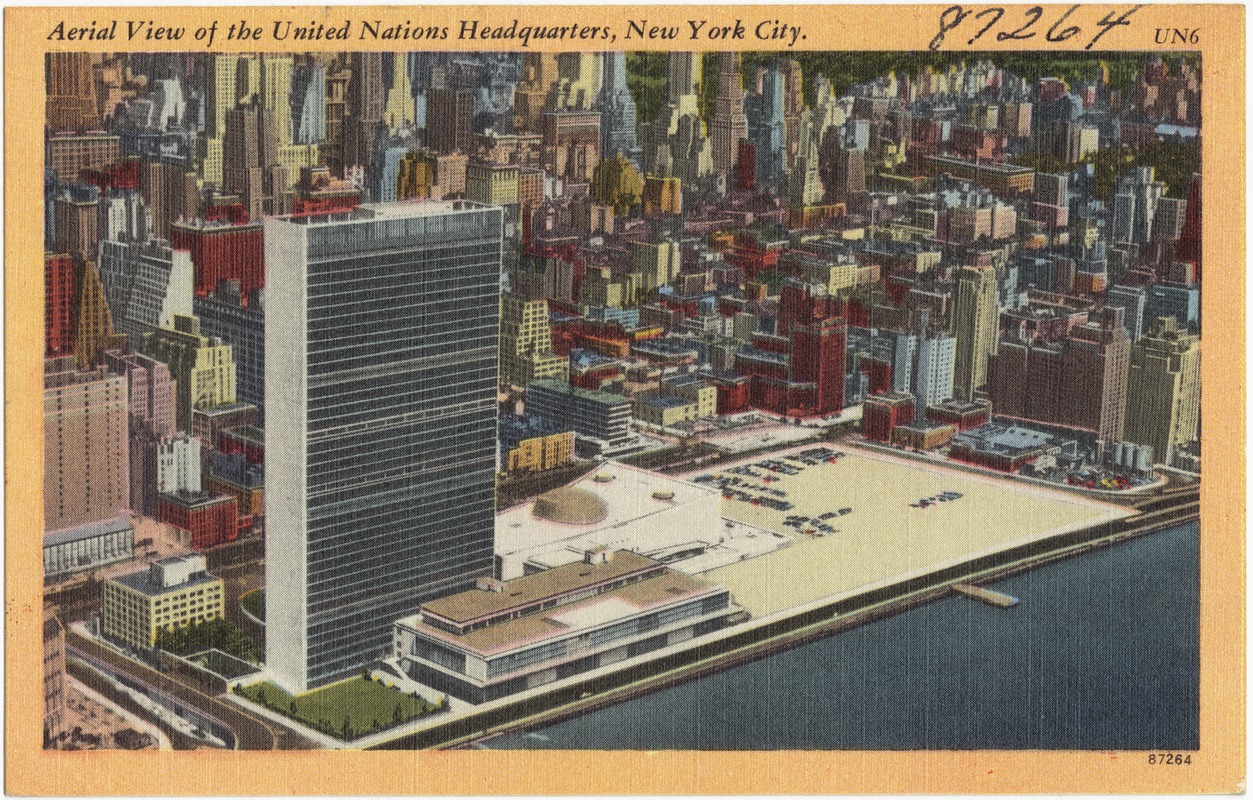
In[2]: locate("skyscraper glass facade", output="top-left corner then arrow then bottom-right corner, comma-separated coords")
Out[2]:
265,201 -> 501,691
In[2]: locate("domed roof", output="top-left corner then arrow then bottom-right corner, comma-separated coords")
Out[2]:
532,487 -> 608,525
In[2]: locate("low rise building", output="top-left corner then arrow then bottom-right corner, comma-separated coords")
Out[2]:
101,554 -> 224,652
157,490 -> 239,550
393,550 -> 736,703
43,514 -> 135,580
499,413 -> 575,474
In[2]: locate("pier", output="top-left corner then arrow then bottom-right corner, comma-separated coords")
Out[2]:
952,583 -> 1019,608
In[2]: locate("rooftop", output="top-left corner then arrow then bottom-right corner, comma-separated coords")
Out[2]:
406,563 -> 719,655
527,378 -> 629,408
495,462 -> 721,562
421,550 -> 658,625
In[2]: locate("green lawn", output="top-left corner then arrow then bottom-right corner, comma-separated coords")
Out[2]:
236,676 -> 445,740
239,589 -> 264,621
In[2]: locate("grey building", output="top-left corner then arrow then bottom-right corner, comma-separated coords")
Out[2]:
264,201 -> 502,692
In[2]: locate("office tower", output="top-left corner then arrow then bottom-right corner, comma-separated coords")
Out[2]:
780,59 -> 805,169
343,53 -> 384,170
988,308 -> 1130,442
44,612 -> 67,744
382,53 -> 416,132
1106,284 -> 1148,341
73,258 -> 116,371
1176,173 -> 1201,277
157,432 -> 201,494
428,88 -> 475,155
96,238 -> 195,344
1145,281 -> 1200,334
913,326 -> 956,415
745,63 -> 786,189
291,61 -> 327,145
642,53 -> 712,185
45,253 -> 75,358
201,54 -> 240,185
46,133 -> 121,184
549,54 -> 603,111
514,53 -> 558,133
542,111 -> 601,184
44,356 -> 129,533
1124,316 -> 1200,463
710,53 -> 748,176
1111,166 -> 1164,245
102,349 -> 175,517
499,293 -> 569,389
951,265 -> 999,401
593,53 -> 641,168
322,58 -> 350,174
194,282 -> 265,419
53,184 -> 100,262
170,217 -> 265,300
264,201 -> 502,692
224,105 -> 286,221
138,160 -> 199,241
139,314 -> 237,431
46,53 -> 101,133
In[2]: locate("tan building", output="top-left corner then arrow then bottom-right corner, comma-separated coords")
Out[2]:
951,266 -> 999,401
44,357 -> 129,533
499,293 -> 569,389
1124,316 -> 1200,464
140,315 -> 237,431
102,554 -> 224,652
505,429 -> 575,473
46,134 -> 121,183
891,422 -> 957,450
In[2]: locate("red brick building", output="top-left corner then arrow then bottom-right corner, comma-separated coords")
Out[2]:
170,218 -> 264,303
926,398 -> 992,431
45,253 -> 75,358
158,490 -> 239,550
863,391 -> 916,442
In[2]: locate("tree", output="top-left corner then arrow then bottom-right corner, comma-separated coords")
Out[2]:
341,716 -> 352,740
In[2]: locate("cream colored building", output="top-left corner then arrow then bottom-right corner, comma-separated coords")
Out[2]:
499,293 -> 569,388
1124,316 -> 1200,464
140,314 -> 237,431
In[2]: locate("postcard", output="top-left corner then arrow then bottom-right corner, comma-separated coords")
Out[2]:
5,3 -> 1244,795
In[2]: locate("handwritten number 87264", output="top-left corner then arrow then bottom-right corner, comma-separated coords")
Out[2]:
929,4 -> 1143,51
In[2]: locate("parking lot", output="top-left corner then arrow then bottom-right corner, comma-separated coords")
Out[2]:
691,445 -> 1131,616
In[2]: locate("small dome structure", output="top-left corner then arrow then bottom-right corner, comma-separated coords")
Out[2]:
532,487 -> 609,525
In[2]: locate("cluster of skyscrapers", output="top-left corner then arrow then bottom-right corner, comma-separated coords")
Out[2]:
43,50 -> 1201,695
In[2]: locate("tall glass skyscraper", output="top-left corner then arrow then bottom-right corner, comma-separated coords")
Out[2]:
264,201 -> 502,692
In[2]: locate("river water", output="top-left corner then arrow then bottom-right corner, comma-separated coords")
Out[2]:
489,522 -> 1199,750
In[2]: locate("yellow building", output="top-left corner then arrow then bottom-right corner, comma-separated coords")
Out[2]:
397,150 -> 439,201
102,554 -> 224,652
951,266 -> 999,401
506,429 -> 575,473
499,293 -> 569,389
591,153 -> 644,215
139,314 -> 237,431
466,162 -> 521,206
629,239 -> 680,292
642,176 -> 682,215
636,374 -> 717,427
